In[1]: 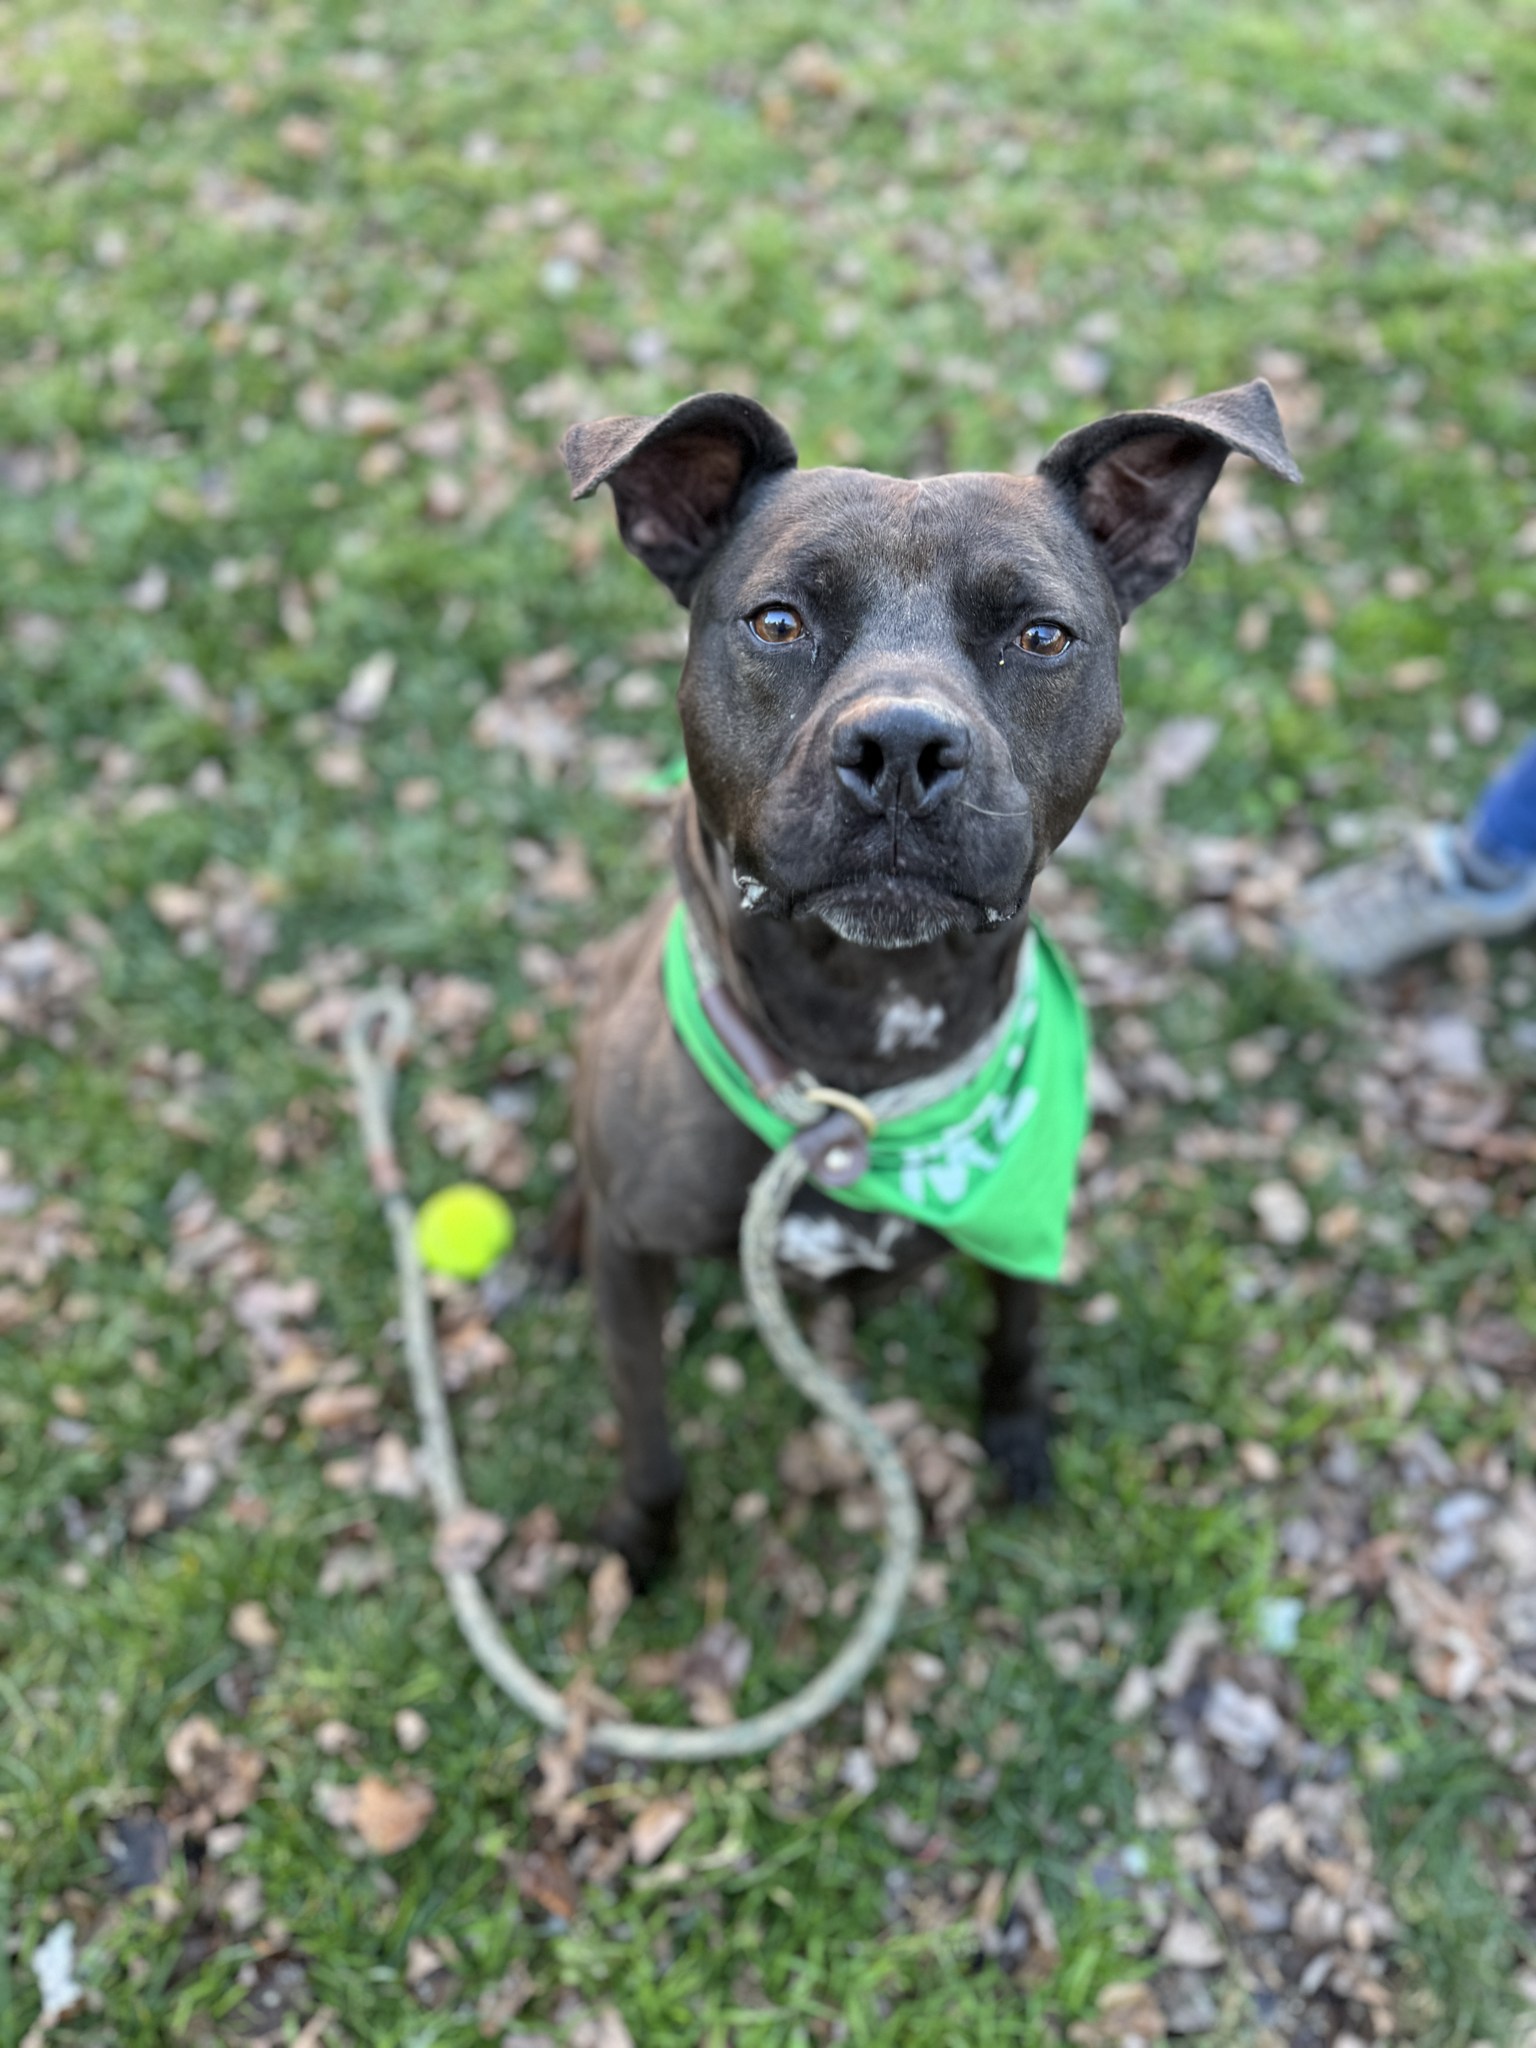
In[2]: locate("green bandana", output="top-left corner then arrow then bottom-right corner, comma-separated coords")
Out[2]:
662,907 -> 1090,1281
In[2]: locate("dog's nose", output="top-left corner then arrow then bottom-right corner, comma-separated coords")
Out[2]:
831,700 -> 972,817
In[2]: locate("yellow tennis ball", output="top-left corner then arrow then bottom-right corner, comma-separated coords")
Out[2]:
414,1183 -> 515,1280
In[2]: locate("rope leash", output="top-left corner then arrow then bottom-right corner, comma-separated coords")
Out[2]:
343,987 -> 921,1762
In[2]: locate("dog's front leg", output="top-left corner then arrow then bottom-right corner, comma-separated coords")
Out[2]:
979,1271 -> 1054,1505
584,1198 -> 685,1586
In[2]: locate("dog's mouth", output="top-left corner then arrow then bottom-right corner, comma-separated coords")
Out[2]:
790,874 -> 1023,950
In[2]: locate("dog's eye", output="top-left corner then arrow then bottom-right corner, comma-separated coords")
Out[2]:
747,604 -> 806,644
1017,621 -> 1072,657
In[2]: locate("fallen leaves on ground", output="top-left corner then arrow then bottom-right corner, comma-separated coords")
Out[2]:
147,861 -> 280,991
0,924 -> 98,1046
317,1774 -> 437,1855
431,1505 -> 509,1576
778,1399 -> 984,1540
627,1794 -> 693,1869
164,1715 -> 266,1830
418,1085 -> 533,1189
586,1552 -> 632,1649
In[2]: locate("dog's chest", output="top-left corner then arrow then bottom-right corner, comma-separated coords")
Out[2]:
775,1204 -> 914,1281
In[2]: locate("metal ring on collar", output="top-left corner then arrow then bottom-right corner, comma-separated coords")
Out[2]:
799,1085 -> 879,1138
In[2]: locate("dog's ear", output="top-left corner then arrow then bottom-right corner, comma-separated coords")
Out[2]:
560,392 -> 798,605
1038,379 -> 1301,620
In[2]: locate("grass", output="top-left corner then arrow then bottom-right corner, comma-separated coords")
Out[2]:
3,0 -> 1536,2042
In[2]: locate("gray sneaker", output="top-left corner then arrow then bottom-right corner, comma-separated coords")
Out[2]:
1290,823 -> 1536,976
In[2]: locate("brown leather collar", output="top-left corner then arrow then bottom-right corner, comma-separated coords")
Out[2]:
695,973 -> 873,1189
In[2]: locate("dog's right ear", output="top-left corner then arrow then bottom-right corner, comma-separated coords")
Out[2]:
560,392 -> 798,605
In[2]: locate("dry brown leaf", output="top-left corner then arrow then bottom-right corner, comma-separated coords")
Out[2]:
1153,1610 -> 1222,1697
1158,1909 -> 1224,1969
863,1695 -> 921,1767
476,1966 -> 536,2033
417,1087 -> 532,1189
1111,1664 -> 1157,1723
290,2008 -> 337,2048
404,1934 -> 457,2000
438,1318 -> 513,1390
424,471 -> 468,520
781,41 -> 845,97
1072,1978 -> 1167,2045
228,1600 -> 280,1650
318,1541 -> 396,1598
336,652 -> 397,722
492,1504 -> 579,1604
567,2010 -> 636,2048
778,1417 -> 867,1496
587,1552 -> 632,1648
677,1620 -> 752,1723
1009,1869 -> 1062,1979
299,1383 -> 381,1432
351,1774 -> 436,1854
628,1793 -> 693,1869
339,391 -> 403,437
278,113 -> 331,158
313,1719 -> 362,1757
313,742 -> 370,789
146,861 -> 280,990
530,837 -> 593,903
0,929 -> 97,1048
148,882 -> 206,931
393,1708 -> 430,1754
1386,1563 -> 1498,1702
1202,1677 -> 1284,1766
1251,1177 -> 1310,1247
221,1871 -> 265,1933
368,1431 -> 420,1498
500,645 -> 578,695
432,1506 -> 508,1576
408,973 -> 496,1050
469,696 -> 581,780
164,1714 -> 266,1817
517,1845 -> 581,1918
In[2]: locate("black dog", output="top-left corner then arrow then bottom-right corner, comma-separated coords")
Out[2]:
560,383 -> 1298,1581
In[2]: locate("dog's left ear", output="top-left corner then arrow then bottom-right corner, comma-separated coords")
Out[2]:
1038,378 -> 1301,620
561,392 -> 798,605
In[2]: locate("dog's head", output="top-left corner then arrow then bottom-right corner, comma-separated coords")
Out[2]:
563,384 -> 1298,950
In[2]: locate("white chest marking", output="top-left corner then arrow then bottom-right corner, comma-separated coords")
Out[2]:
775,1211 -> 913,1281
732,867 -> 768,911
875,993 -> 946,1056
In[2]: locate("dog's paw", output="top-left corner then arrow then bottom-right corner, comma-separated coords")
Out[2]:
981,1411 -> 1055,1507
592,1491 -> 682,1592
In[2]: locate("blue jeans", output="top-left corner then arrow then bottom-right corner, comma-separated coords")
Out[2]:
1470,736 -> 1536,871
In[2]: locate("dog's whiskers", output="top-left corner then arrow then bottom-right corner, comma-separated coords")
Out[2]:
959,799 -> 1030,818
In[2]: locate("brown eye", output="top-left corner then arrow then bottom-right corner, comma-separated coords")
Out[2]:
1018,621 -> 1071,657
747,604 -> 806,644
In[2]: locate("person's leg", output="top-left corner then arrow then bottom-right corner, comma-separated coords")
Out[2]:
1291,732 -> 1536,975
1465,735 -> 1536,879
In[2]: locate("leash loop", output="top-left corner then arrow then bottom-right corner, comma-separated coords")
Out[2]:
342,987 -> 921,1763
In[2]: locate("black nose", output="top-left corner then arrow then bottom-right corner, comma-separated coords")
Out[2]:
831,700 -> 973,817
